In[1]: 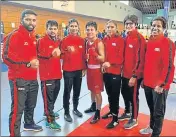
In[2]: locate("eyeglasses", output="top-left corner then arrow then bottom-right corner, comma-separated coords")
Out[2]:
125,22 -> 134,26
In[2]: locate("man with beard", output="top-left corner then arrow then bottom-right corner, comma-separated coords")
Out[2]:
61,19 -> 86,122
2,9 -> 42,136
37,20 -> 62,130
139,16 -> 175,137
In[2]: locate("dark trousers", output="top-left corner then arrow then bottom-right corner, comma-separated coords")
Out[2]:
144,85 -> 168,137
103,73 -> 121,115
121,77 -> 142,119
41,79 -> 60,122
63,70 -> 82,113
9,79 -> 38,136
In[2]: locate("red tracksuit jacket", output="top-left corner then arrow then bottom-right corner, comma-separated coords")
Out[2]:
2,25 -> 37,80
103,35 -> 125,75
144,35 -> 175,90
123,30 -> 146,79
37,35 -> 62,81
61,34 -> 86,71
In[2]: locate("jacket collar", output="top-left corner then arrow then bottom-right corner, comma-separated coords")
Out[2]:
107,33 -> 118,39
45,34 -> 59,42
68,33 -> 78,37
149,34 -> 164,41
127,29 -> 138,37
18,25 -> 35,37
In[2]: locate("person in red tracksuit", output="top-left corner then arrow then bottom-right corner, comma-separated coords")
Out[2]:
2,9 -> 42,136
61,19 -> 86,122
119,15 -> 146,129
85,21 -> 105,124
101,20 -> 125,129
139,16 -> 176,137
37,20 -> 62,130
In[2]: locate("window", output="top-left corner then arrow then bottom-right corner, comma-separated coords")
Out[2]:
119,1 -> 129,5
1,21 -> 4,34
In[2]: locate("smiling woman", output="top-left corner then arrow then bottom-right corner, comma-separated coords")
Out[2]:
141,16 -> 176,137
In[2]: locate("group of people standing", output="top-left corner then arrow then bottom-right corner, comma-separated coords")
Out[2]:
2,9 -> 175,137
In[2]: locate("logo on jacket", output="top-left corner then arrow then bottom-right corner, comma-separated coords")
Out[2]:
154,48 -> 160,52
49,45 -> 53,48
79,45 -> 83,48
24,42 -> 28,46
112,43 -> 116,46
95,85 -> 99,88
33,41 -> 36,45
129,44 -> 133,48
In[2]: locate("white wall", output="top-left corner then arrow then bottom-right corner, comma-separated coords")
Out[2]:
74,1 -> 142,23
53,1 -> 75,13
11,1 -> 142,23
12,1 -> 53,9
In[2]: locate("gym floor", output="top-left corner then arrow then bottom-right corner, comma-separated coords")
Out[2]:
1,71 -> 176,136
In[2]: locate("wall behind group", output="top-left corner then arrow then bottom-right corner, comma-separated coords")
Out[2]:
12,1 -> 53,9
1,2 -> 124,38
13,1 -> 143,23
74,1 -> 143,23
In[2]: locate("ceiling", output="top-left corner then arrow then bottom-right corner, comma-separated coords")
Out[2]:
129,0 -> 176,14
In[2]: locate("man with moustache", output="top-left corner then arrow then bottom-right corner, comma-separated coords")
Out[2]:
2,9 -> 42,136
37,20 -> 62,130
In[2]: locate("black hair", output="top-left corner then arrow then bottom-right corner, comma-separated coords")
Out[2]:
123,14 -> 138,25
86,21 -> 97,30
21,9 -> 37,20
68,18 -> 79,26
46,20 -> 58,28
150,16 -> 167,29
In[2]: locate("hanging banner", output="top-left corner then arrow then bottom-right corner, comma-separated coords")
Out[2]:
163,0 -> 170,21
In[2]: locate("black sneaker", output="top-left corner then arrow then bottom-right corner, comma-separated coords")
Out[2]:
118,112 -> 131,121
84,102 -> 96,113
124,119 -> 138,129
23,123 -> 43,132
106,115 -> 119,129
90,109 -> 100,124
102,111 -> 112,119
64,113 -> 73,122
73,109 -> 83,117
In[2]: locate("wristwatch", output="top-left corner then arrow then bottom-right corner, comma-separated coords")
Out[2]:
26,63 -> 31,68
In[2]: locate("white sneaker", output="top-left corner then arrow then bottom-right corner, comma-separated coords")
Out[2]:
139,126 -> 153,135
